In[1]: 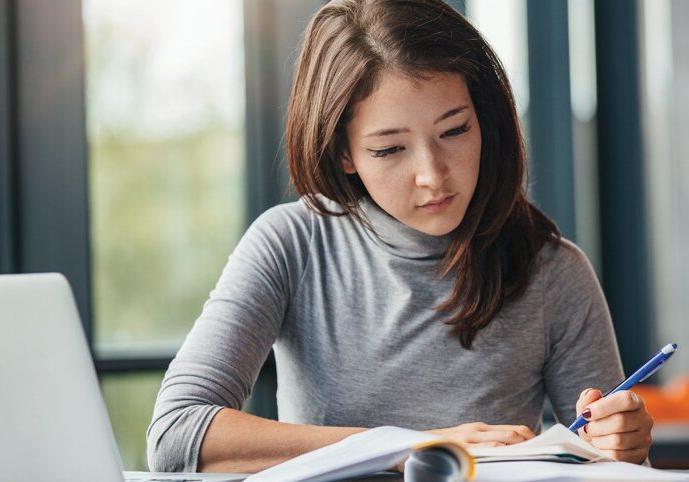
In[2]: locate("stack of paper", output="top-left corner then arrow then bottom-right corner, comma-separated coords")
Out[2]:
474,461 -> 689,481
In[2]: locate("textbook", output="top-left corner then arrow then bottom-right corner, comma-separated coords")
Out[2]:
244,423 -> 615,482
244,426 -> 475,482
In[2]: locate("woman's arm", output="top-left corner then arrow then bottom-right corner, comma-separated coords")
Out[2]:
199,409 -> 537,473
198,408 -> 366,473
541,240 -> 652,464
147,204 -> 313,472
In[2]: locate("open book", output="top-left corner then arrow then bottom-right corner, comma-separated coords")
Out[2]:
244,426 -> 474,482
469,423 -> 612,464
244,423 -> 615,482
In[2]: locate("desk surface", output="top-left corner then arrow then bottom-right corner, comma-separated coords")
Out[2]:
124,469 -> 689,482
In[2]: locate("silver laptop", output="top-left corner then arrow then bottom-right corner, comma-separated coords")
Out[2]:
0,273 -> 246,482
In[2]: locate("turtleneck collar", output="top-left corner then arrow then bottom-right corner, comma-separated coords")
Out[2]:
358,195 -> 453,260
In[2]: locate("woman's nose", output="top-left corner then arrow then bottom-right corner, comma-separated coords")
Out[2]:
414,148 -> 449,190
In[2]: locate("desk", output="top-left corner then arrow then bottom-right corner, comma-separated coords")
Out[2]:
344,474 -> 689,482
124,469 -> 689,481
651,423 -> 689,469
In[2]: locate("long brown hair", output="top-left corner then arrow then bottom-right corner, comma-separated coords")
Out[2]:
285,0 -> 560,348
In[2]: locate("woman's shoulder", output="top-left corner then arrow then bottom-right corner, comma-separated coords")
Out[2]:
247,193 -> 348,245
535,236 -> 601,298
537,237 -> 592,270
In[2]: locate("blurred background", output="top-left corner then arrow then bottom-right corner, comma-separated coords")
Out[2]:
0,0 -> 687,471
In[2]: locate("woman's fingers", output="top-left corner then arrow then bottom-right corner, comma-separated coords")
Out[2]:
460,423 -> 535,438
576,387 -> 603,415
585,410 -> 652,437
584,390 -> 645,420
471,441 -> 507,448
590,429 -> 651,450
435,423 -> 535,447
462,427 -> 533,444
485,425 -> 535,439
575,389 -> 654,464
576,387 -> 602,440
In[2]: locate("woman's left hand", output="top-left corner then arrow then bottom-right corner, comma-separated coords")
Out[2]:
575,387 -> 653,464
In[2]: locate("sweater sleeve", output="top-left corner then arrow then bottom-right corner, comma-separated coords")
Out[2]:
541,240 -> 625,426
146,201 -> 313,472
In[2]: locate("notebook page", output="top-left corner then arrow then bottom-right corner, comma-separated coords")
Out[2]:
469,424 -> 611,462
244,426 -> 439,482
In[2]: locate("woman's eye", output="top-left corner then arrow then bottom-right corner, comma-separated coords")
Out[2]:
440,123 -> 470,138
366,125 -> 469,158
368,146 -> 404,158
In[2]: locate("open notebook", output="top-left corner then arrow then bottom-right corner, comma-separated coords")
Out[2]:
469,423 -> 612,463
244,423 -> 615,482
244,426 -> 474,482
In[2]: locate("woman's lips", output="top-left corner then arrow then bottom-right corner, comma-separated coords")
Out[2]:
419,194 -> 455,213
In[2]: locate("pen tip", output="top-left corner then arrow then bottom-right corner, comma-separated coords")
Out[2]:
662,343 -> 677,354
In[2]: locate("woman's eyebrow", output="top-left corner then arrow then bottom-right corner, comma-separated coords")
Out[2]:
434,105 -> 468,124
363,105 -> 469,138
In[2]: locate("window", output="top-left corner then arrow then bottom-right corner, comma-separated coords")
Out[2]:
83,0 -> 245,468
568,0 -> 601,270
84,0 -> 245,356
465,0 -> 530,118
100,372 -> 166,469
639,0 -> 689,381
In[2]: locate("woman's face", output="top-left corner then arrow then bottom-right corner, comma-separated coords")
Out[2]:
345,70 -> 481,236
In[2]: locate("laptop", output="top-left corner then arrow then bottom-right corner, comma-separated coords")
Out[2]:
0,273 -> 247,482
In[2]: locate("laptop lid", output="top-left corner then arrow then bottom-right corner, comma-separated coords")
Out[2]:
0,273 -> 124,482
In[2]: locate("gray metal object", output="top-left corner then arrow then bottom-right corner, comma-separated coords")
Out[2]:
404,449 -> 463,482
1,273 -> 123,482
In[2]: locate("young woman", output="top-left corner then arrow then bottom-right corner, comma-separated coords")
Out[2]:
147,0 -> 653,473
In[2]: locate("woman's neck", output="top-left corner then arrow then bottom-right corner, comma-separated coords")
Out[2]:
358,195 -> 453,260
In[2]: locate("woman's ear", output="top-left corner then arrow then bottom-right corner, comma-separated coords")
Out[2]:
342,153 -> 357,174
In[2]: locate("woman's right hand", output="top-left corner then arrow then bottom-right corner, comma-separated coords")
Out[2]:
428,422 -> 535,448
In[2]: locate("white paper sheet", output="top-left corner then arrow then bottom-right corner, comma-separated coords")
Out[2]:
469,424 -> 611,463
474,461 -> 689,481
244,426 -> 439,482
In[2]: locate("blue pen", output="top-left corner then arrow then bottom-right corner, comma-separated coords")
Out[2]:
569,343 -> 678,432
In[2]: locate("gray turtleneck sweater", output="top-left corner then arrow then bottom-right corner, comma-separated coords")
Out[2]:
146,195 -> 624,472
